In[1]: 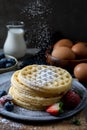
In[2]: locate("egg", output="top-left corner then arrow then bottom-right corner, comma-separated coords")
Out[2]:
74,63 -> 87,82
51,46 -> 75,60
72,42 -> 87,59
53,39 -> 73,49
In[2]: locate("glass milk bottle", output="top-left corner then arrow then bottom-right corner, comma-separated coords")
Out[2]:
3,21 -> 27,59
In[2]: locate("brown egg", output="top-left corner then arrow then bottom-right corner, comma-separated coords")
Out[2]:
53,39 -> 73,49
51,46 -> 75,60
74,63 -> 87,82
72,42 -> 87,59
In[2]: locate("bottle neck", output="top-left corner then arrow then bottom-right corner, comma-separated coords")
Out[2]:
7,28 -> 24,38
9,28 -> 24,33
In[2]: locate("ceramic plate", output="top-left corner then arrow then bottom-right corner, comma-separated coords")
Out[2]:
0,80 -> 87,122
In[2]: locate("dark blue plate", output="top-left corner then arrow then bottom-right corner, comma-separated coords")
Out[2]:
0,79 -> 87,122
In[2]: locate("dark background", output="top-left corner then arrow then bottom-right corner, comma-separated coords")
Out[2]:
0,0 -> 87,50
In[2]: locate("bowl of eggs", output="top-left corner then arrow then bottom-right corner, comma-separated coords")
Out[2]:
46,39 -> 87,82
0,52 -> 18,73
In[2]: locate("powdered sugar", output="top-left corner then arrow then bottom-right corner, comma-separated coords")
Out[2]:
19,65 -> 59,87
21,0 -> 52,19
0,118 -> 23,129
20,0 -> 53,50
36,67 -> 56,85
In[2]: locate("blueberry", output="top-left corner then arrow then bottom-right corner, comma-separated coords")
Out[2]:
0,58 -> 7,64
0,61 -> 5,68
5,63 -> 13,68
0,53 -> 5,59
0,90 -> 7,98
0,58 -> 7,68
4,101 -> 14,111
7,58 -> 16,65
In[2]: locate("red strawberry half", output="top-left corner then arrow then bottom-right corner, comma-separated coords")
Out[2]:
46,102 -> 63,116
62,90 -> 81,110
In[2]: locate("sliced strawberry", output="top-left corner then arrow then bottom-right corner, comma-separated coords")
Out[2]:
46,102 -> 63,116
62,90 -> 81,110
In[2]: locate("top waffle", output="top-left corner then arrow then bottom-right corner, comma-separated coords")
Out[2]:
18,65 -> 72,94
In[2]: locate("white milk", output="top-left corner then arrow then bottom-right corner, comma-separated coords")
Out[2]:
3,28 -> 27,58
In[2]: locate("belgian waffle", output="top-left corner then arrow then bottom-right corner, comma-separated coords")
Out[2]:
9,64 -> 72,110
9,86 -> 63,110
18,65 -> 72,94
11,70 -> 70,97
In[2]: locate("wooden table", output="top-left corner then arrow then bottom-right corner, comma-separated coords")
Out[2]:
0,111 -> 87,130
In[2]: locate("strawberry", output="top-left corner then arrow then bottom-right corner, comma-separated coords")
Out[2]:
46,102 -> 63,116
62,90 -> 81,110
0,95 -> 12,105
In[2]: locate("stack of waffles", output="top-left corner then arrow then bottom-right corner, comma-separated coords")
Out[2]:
9,64 -> 72,110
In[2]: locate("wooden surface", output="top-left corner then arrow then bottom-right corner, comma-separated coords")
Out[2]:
0,111 -> 87,130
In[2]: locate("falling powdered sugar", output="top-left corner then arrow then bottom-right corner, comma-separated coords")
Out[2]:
21,0 -> 53,50
21,0 -> 52,18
